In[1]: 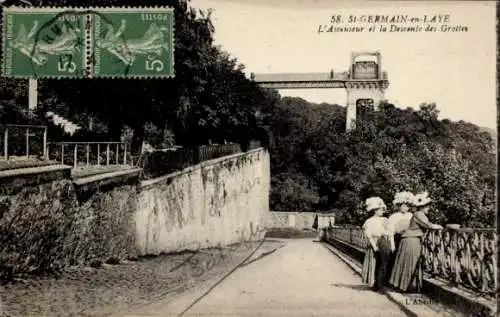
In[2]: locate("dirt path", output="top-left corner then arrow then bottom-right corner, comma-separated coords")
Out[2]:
122,239 -> 409,317
0,240 -> 284,317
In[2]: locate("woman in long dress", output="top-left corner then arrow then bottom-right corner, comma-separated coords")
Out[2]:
387,191 -> 414,281
389,191 -> 443,292
361,197 -> 395,291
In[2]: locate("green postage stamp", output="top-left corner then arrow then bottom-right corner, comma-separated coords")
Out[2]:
92,8 -> 175,77
2,7 -> 175,78
2,8 -> 86,78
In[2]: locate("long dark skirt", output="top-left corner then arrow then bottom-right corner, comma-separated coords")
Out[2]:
386,233 -> 401,282
389,237 -> 423,292
362,236 -> 391,290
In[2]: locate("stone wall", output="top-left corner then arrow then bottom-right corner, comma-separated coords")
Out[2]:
268,211 -> 335,229
135,148 -> 270,255
0,148 -> 270,277
0,167 -> 141,277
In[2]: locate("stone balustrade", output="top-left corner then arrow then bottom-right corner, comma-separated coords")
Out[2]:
325,226 -> 497,297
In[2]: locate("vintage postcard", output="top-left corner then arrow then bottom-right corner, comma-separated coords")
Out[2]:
0,1 -> 496,317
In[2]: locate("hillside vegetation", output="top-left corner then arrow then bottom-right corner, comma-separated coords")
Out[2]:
267,98 -> 495,228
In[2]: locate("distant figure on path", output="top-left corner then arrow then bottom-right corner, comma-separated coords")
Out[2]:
387,191 -> 414,280
312,214 -> 319,231
361,197 -> 395,292
389,191 -> 443,293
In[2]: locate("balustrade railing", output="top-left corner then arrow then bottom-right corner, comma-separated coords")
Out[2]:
197,143 -> 242,162
248,140 -> 262,151
49,142 -> 132,168
325,226 -> 497,297
327,226 -> 370,249
422,228 -> 497,296
0,124 -> 48,160
137,143 -> 245,180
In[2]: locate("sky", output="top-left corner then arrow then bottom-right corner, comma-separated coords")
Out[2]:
190,0 -> 497,129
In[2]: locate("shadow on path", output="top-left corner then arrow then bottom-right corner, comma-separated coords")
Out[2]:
329,283 -> 374,291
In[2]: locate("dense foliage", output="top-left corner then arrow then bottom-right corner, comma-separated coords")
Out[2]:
267,98 -> 496,228
1,0 -> 269,155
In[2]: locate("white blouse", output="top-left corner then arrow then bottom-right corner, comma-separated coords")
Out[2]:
388,212 -> 413,234
362,216 -> 393,238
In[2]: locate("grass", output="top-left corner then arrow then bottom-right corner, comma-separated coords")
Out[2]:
0,157 -> 59,171
0,157 -> 138,182
71,165 -> 135,179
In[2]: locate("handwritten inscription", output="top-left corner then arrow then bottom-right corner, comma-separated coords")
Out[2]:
238,221 -> 267,250
168,221 -> 267,277
144,175 -> 263,254
168,241 -> 229,277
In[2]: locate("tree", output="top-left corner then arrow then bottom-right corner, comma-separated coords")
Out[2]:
24,0 -> 270,154
25,0 -> 217,154
185,46 -> 267,147
270,172 -> 319,212
267,97 -> 495,228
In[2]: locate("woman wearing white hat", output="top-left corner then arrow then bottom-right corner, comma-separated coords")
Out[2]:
387,191 -> 414,279
389,191 -> 443,293
361,197 -> 395,291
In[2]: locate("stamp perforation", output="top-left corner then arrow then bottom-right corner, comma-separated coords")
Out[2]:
85,13 -> 91,78
3,6 -> 175,12
1,7 -> 6,77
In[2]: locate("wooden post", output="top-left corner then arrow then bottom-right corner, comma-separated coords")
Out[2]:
43,127 -> 48,159
123,144 -> 127,165
73,144 -> 78,168
106,144 -> 110,166
3,127 -> 8,160
28,78 -> 38,112
61,144 -> 64,164
97,144 -> 100,165
25,127 -> 29,158
86,144 -> 90,166
115,143 -> 119,165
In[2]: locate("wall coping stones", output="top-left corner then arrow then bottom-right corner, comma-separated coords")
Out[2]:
72,168 -> 142,186
140,147 -> 265,190
199,147 -> 263,168
0,164 -> 72,179
0,164 -> 73,196
73,168 -> 142,202
139,163 -> 200,189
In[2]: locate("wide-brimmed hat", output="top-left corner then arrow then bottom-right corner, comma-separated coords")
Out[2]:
365,197 -> 387,212
413,191 -> 432,207
393,191 -> 415,205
